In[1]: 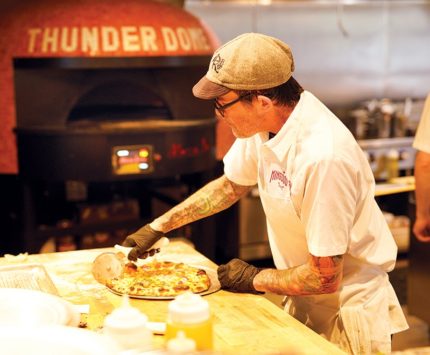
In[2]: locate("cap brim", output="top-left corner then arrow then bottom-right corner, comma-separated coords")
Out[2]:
192,76 -> 230,100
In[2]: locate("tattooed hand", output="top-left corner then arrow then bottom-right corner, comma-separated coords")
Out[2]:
253,254 -> 344,296
122,224 -> 164,261
217,258 -> 264,294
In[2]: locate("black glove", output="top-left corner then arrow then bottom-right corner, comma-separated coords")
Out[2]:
217,258 -> 264,294
122,224 -> 164,261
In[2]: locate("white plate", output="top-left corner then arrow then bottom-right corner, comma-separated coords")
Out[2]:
0,325 -> 120,355
0,288 -> 80,327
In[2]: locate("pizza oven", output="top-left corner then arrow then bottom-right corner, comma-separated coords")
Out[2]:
14,56 -> 216,181
0,0 -> 221,257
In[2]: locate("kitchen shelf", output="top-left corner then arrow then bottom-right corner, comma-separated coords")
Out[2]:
249,176 -> 415,198
375,176 -> 415,197
34,219 -> 148,239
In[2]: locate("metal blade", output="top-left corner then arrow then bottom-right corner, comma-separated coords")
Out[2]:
92,252 -> 125,285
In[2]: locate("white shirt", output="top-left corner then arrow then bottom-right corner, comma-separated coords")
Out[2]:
413,93 -> 430,154
224,90 -> 397,269
223,90 -> 408,352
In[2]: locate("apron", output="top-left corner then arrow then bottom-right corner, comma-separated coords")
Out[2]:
256,143 -> 408,355
281,271 -> 405,354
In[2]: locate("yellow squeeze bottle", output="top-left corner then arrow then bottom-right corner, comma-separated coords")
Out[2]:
165,292 -> 213,351
386,149 -> 399,180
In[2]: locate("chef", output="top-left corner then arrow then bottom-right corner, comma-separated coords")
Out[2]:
121,33 -> 408,354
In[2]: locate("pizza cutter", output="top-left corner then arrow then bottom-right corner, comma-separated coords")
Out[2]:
92,252 -> 125,285
91,237 -> 170,285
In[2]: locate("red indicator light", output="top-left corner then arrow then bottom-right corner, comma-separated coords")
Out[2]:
167,138 -> 210,159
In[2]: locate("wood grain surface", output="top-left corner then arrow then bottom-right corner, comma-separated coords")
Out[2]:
0,240 -> 346,354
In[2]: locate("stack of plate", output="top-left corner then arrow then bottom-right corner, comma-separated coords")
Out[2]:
0,288 -> 80,327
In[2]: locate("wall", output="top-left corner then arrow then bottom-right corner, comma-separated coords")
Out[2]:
185,0 -> 430,108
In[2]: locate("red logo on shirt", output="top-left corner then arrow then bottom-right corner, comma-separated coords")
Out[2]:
269,170 -> 292,190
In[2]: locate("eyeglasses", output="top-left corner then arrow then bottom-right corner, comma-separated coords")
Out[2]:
214,93 -> 252,117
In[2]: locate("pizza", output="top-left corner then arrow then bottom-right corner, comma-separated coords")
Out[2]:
106,260 -> 212,298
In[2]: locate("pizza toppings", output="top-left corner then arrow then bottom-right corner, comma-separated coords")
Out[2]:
106,260 -> 211,298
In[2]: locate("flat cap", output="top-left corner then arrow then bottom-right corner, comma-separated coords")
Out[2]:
193,33 -> 295,99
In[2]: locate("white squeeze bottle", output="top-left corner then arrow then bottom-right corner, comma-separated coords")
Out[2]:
103,294 -> 153,351
166,331 -> 196,353
165,292 -> 213,351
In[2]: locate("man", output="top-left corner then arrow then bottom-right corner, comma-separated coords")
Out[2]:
122,33 -> 408,353
413,93 -> 430,242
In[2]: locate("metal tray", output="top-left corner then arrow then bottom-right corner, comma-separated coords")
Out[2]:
106,266 -> 220,300
0,263 -> 59,295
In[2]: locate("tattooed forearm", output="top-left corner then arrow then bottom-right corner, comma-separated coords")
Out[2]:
151,175 -> 252,233
253,254 -> 343,295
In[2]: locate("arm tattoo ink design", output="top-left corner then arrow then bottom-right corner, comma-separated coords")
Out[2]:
152,175 -> 252,233
253,254 -> 344,296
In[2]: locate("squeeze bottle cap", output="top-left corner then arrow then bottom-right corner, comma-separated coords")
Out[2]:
166,331 -> 196,353
104,294 -> 149,329
168,292 -> 210,324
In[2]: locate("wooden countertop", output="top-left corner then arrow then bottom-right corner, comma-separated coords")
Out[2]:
0,241 -> 345,354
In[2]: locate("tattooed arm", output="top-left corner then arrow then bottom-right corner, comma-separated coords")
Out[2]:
151,174 -> 252,233
253,254 -> 344,295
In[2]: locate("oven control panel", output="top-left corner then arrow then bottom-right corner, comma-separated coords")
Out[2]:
112,145 -> 154,175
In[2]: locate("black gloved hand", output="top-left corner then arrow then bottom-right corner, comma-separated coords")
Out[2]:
217,258 -> 264,294
122,224 -> 164,261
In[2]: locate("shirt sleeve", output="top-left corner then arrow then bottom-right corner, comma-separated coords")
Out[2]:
301,158 -> 359,257
223,137 -> 259,186
413,94 -> 430,154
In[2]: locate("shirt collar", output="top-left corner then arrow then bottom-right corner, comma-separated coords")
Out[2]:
262,90 -> 308,161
